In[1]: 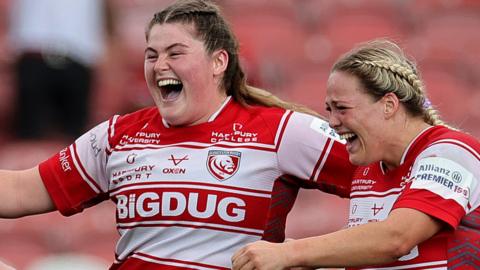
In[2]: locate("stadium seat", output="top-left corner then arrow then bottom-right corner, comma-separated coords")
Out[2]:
321,12 -> 407,62
413,12 -> 480,65
229,13 -> 309,70
282,66 -> 331,113
420,68 -> 472,127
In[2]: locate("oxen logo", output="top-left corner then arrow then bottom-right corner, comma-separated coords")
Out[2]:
207,150 -> 241,181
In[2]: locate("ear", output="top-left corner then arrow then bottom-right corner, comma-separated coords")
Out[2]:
212,49 -> 229,76
382,92 -> 400,119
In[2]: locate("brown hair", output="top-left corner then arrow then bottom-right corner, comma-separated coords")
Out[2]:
146,0 -> 320,116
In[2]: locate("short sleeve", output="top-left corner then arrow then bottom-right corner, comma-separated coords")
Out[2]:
39,119 -> 112,216
277,112 -> 354,197
394,141 -> 480,228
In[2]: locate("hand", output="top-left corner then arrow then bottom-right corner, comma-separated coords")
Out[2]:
231,240 -> 290,270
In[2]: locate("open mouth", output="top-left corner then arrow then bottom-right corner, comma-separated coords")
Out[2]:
157,79 -> 183,101
340,132 -> 358,143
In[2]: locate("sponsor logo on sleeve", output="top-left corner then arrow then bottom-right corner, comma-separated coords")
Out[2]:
411,157 -> 474,199
59,147 -> 72,172
206,150 -> 241,181
89,133 -> 102,157
309,118 -> 345,143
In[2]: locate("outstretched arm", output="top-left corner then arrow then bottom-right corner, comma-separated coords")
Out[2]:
0,166 -> 55,218
232,208 -> 442,270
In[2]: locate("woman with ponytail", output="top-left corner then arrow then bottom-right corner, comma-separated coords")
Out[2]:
0,0 -> 356,269
233,39 -> 480,270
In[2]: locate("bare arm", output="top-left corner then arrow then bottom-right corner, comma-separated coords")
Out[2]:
232,208 -> 443,270
0,166 -> 55,218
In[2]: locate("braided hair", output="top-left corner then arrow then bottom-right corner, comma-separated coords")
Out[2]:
332,39 -> 447,127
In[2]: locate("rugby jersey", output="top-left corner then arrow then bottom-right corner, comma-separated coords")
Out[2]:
39,97 -> 354,269
347,126 -> 480,269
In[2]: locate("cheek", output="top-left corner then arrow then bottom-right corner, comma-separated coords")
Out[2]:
144,64 -> 154,80
337,112 -> 354,126
186,67 -> 212,91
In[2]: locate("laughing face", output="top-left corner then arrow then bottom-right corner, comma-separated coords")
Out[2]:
144,23 -> 228,126
325,71 -> 387,166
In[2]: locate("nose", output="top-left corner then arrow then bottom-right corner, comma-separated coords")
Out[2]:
153,56 -> 169,72
328,111 -> 341,130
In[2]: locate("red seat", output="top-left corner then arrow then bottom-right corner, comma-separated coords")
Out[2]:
421,68 -> 472,127
230,14 -> 308,69
413,12 -> 480,64
282,66 -> 331,113
322,13 -> 407,61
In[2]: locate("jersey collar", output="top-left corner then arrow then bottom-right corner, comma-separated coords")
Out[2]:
379,126 -> 434,174
399,125 -> 435,165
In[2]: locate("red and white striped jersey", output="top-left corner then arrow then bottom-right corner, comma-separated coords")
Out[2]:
347,125 -> 480,269
39,97 -> 354,269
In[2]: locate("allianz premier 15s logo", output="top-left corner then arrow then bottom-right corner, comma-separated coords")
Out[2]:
207,150 -> 241,181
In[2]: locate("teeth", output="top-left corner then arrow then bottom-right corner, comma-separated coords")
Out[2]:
340,133 -> 356,140
157,79 -> 181,87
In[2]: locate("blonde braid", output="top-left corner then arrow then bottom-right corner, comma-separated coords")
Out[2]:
354,58 -> 451,128
356,60 -> 424,102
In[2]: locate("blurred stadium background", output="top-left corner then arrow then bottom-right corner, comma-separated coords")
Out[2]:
0,0 -> 479,268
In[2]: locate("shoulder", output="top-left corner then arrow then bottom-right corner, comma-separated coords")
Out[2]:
245,104 -> 287,119
240,104 -> 289,135
108,107 -> 160,144
115,107 -> 159,125
422,127 -> 480,158
112,107 -> 159,130
413,127 -> 480,175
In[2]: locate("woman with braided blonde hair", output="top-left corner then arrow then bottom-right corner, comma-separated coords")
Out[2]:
232,39 -> 480,269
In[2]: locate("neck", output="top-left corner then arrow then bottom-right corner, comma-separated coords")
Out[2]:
382,117 -> 431,171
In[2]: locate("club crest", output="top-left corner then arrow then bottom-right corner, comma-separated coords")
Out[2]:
207,150 -> 241,181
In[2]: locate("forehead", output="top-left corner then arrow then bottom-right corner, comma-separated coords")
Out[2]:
147,22 -> 201,47
326,71 -> 366,103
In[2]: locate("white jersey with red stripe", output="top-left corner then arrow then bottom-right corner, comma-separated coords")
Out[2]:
347,125 -> 480,270
39,97 -> 354,269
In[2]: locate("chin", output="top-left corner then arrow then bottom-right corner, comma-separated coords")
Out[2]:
165,117 -> 187,127
160,110 -> 182,125
349,155 -> 370,166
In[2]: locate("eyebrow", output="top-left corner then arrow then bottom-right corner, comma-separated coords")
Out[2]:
325,100 -> 337,106
166,43 -> 189,50
145,43 -> 189,53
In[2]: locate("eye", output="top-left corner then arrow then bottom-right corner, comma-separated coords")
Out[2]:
145,53 -> 157,61
329,104 -> 350,115
169,51 -> 183,58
